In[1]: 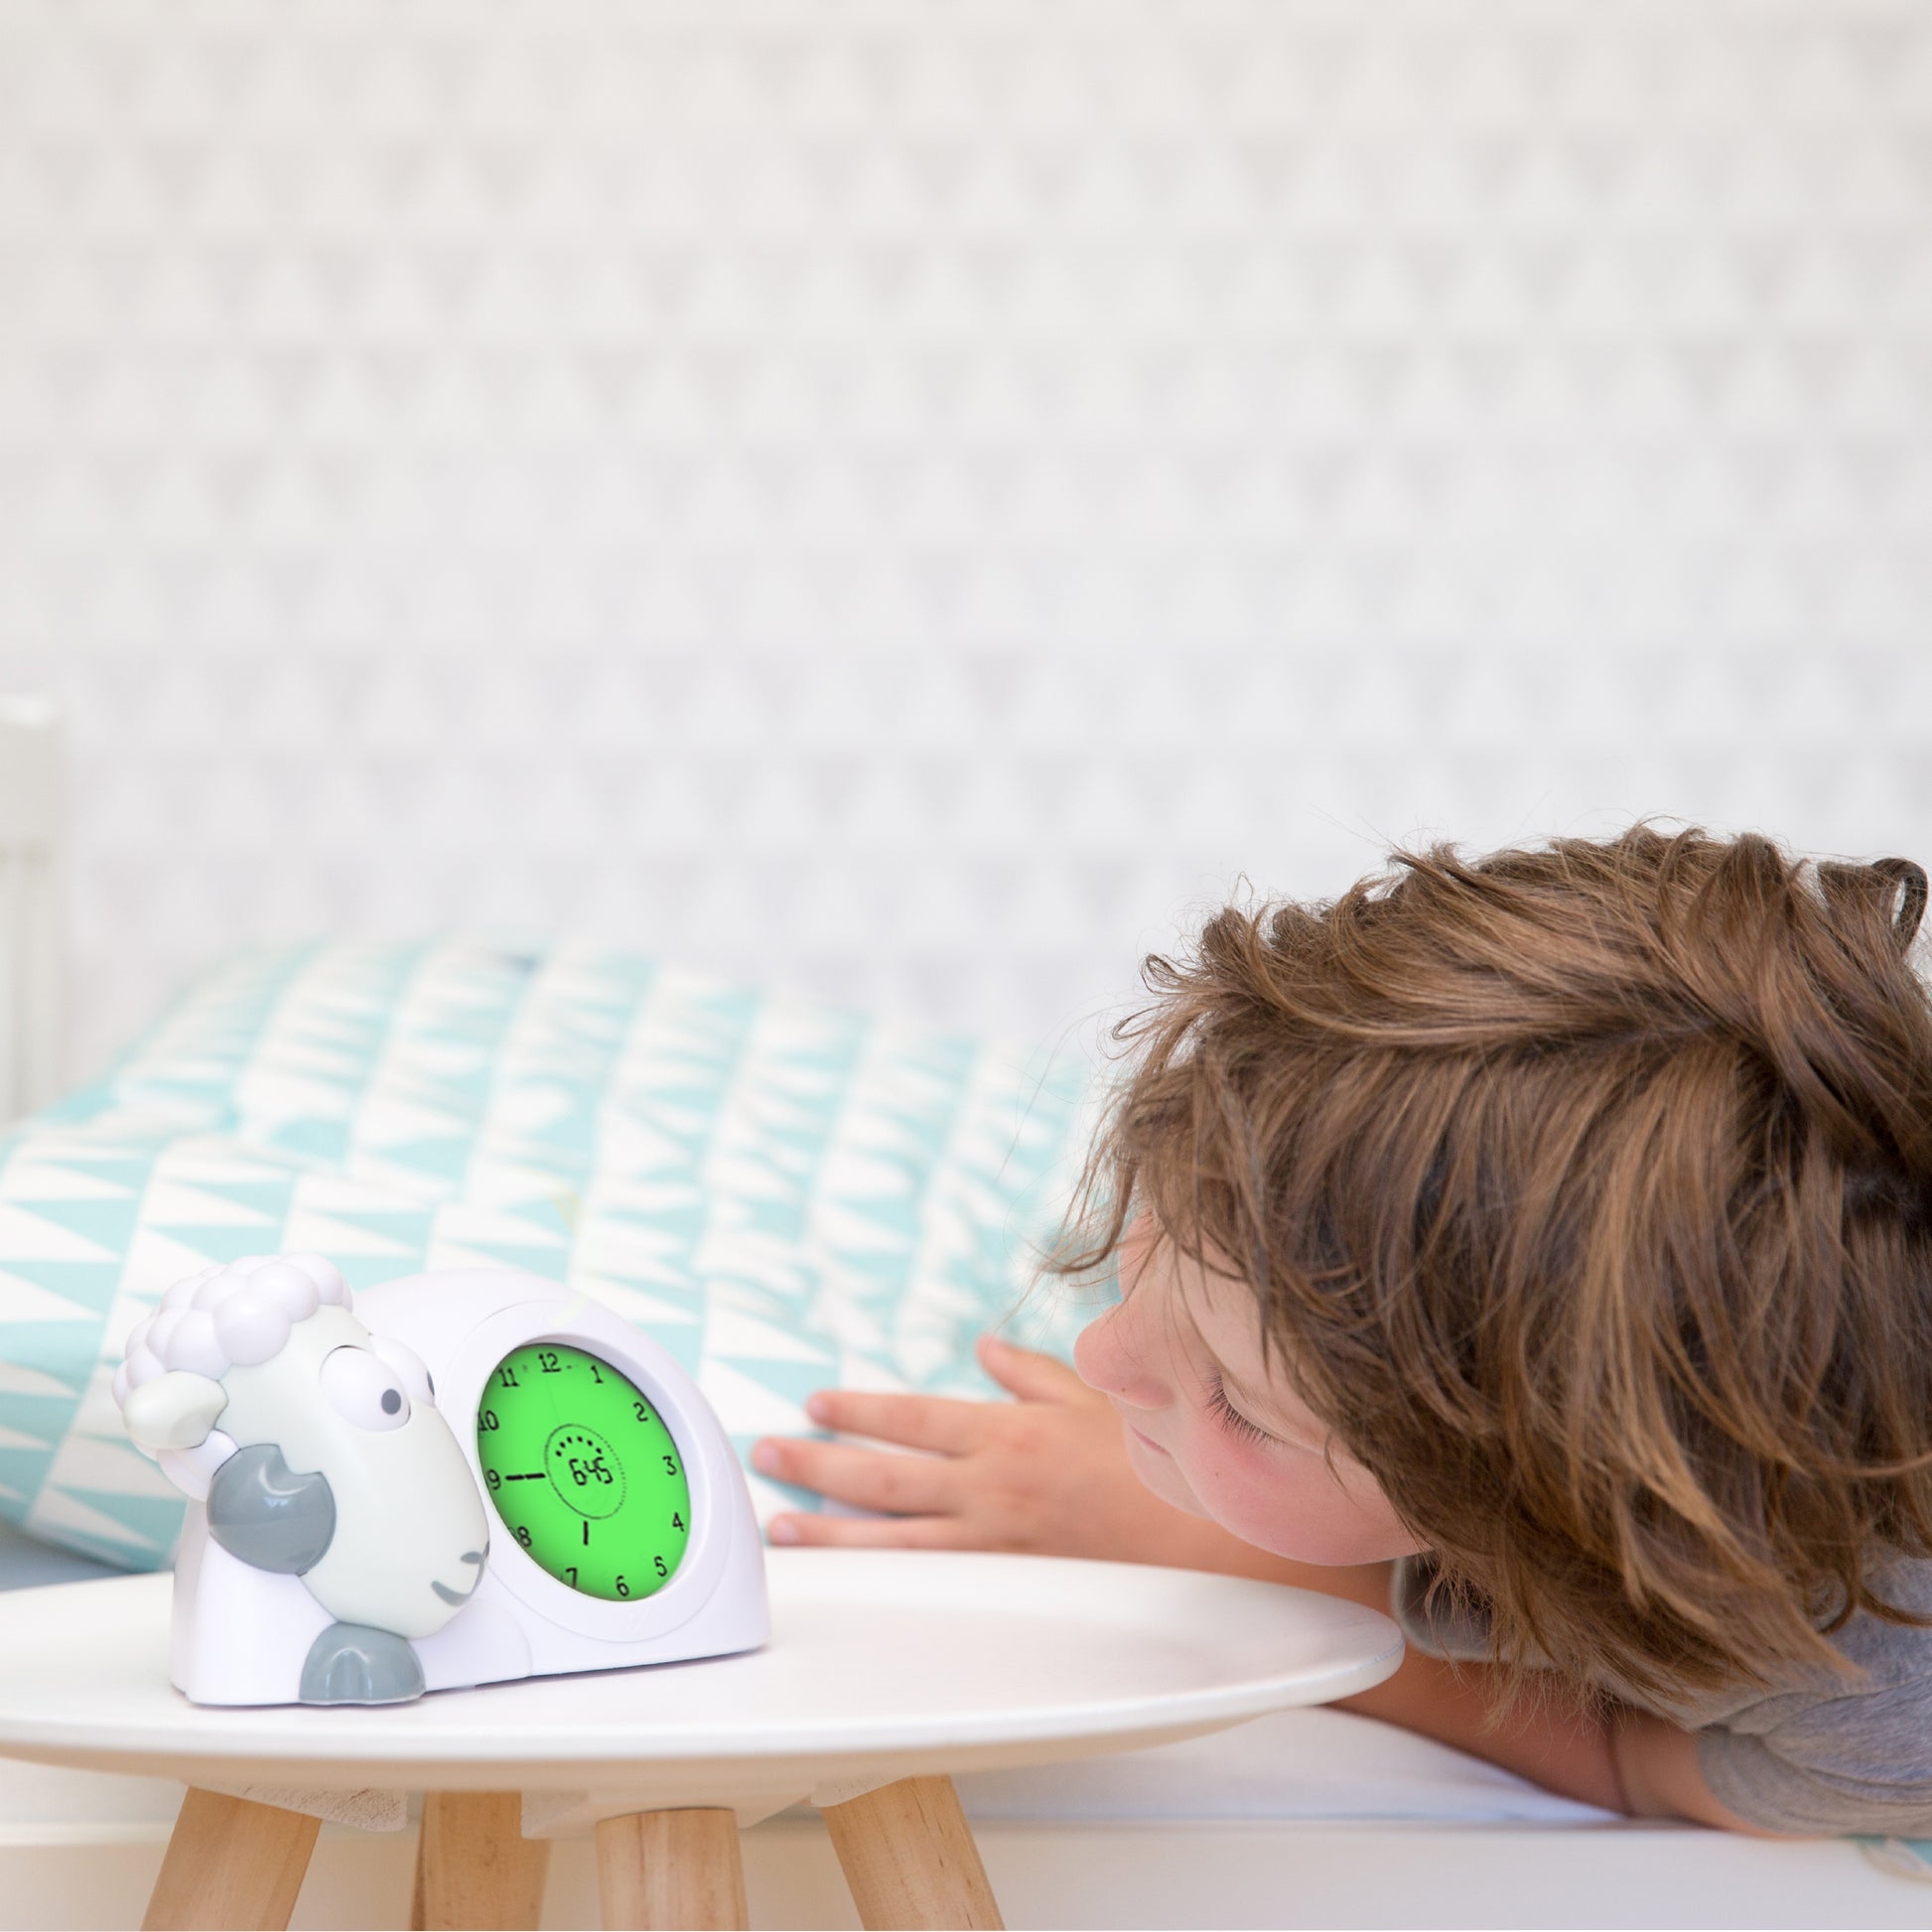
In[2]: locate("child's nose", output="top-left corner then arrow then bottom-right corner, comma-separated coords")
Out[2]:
1072,1302 -> 1172,1412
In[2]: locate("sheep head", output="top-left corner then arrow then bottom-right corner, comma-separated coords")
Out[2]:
113,1253 -> 490,1641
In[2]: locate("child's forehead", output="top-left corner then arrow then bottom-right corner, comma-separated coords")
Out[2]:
1142,1216 -> 1251,1309
1143,1224 -> 1264,1354
1147,1222 -> 1321,1409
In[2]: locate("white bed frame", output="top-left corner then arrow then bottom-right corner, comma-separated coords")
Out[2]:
0,696 -> 69,1127
0,688 -> 1921,1928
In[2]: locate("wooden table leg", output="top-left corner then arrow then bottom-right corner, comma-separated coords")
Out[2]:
821,1775 -> 1003,1931
410,1791 -> 551,1929
143,1786 -> 321,1931
594,1808 -> 748,1931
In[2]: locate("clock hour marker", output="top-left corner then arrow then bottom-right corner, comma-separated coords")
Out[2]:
476,1339 -> 692,1603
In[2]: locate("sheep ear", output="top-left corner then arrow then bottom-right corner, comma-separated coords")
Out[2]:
122,1372 -> 228,1453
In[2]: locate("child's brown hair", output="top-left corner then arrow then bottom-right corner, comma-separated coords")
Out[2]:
1052,825 -> 1932,1705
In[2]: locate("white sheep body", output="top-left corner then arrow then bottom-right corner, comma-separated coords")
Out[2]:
114,1254 -> 489,1642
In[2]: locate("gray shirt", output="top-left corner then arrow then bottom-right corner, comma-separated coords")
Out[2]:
1392,1555 -> 1932,1837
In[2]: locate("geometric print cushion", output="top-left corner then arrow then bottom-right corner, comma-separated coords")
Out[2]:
0,935 -> 1111,1572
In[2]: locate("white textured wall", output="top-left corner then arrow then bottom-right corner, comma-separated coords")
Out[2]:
0,0 -> 1927,1086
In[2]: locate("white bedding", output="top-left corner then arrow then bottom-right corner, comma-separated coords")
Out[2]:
949,1707 -> 1614,1828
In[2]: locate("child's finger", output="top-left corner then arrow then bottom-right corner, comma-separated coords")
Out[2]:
751,1435 -> 955,1516
802,1387 -> 990,1453
976,1331 -> 1086,1403
765,1510 -> 964,1550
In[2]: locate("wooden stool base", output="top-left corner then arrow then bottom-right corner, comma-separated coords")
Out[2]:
595,1807 -> 749,1930
822,1774 -> 1004,1930
143,1786 -> 321,1931
139,1775 -> 1002,1932
411,1790 -> 551,1929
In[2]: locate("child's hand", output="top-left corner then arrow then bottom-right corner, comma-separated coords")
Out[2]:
751,1332 -> 1218,1569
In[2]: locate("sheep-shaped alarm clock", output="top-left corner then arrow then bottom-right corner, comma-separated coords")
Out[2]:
114,1255 -> 768,1707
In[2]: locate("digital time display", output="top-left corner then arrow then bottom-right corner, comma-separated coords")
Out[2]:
474,1341 -> 692,1602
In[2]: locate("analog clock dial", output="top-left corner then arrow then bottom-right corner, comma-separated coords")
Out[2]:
474,1341 -> 692,1601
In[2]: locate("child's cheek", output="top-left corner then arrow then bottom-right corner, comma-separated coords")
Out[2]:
1180,1431 -> 1404,1566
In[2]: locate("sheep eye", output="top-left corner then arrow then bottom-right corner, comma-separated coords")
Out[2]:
320,1345 -> 410,1432
369,1334 -> 435,1409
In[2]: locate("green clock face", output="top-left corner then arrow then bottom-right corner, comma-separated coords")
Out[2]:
474,1341 -> 692,1602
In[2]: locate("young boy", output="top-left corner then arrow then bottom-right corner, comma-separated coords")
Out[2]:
751,826 -> 1932,1838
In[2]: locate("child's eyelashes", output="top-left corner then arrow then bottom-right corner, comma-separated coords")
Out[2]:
1203,1369 -> 1278,1447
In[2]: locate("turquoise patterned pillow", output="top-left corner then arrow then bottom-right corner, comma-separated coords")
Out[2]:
0,937 -> 1107,1571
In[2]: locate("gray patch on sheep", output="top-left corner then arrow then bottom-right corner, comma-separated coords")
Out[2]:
207,1443 -> 337,1575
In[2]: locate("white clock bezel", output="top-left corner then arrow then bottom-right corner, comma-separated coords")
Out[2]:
443,1296 -> 731,1644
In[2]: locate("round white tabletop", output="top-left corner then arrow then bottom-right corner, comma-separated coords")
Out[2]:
0,1546 -> 1400,1807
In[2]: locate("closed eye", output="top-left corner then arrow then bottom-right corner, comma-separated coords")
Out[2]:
1204,1370 -> 1279,1447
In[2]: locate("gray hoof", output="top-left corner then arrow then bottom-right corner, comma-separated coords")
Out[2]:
299,1621 -> 425,1706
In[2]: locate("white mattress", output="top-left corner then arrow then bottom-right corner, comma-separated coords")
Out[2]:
949,1707 -> 1613,1827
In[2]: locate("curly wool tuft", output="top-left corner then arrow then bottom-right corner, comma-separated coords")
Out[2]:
111,1252 -> 351,1413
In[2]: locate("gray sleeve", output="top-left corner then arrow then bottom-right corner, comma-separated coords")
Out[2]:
1389,1555 -> 1497,1663
1690,1562 -> 1932,1837
1695,1663 -> 1932,1839
1395,1551 -> 1932,1838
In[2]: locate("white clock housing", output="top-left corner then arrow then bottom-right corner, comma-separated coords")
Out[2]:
164,1266 -> 769,1707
